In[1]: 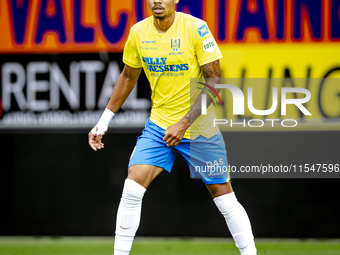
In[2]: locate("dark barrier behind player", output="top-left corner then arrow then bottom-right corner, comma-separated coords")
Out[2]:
0,131 -> 339,238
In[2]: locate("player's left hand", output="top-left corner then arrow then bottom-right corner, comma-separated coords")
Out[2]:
163,119 -> 190,147
88,126 -> 105,151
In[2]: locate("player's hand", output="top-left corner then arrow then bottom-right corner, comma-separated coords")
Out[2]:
88,108 -> 114,151
88,125 -> 107,151
163,119 -> 190,147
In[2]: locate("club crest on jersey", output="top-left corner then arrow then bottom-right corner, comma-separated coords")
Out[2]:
171,38 -> 181,52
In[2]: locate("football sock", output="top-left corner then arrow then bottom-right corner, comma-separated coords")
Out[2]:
114,179 -> 146,255
214,192 -> 257,255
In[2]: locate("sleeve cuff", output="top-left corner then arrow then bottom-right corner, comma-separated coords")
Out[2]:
199,55 -> 223,67
123,58 -> 143,69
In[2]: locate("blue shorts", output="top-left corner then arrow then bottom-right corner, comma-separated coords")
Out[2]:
128,118 -> 230,184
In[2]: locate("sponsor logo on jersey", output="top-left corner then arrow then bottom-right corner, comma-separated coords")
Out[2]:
142,57 -> 189,73
142,40 -> 156,43
202,38 -> 216,53
169,52 -> 184,55
140,47 -> 158,50
198,24 -> 209,37
170,38 -> 181,52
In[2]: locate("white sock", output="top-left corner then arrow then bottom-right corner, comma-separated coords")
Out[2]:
114,250 -> 129,255
114,179 -> 146,255
214,192 -> 257,255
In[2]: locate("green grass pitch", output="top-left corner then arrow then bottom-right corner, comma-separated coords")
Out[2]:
0,237 -> 339,255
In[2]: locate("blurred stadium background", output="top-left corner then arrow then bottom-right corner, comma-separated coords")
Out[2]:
0,0 -> 340,254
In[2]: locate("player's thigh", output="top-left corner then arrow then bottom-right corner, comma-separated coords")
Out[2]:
176,132 -> 230,184
129,119 -> 177,172
205,181 -> 233,199
127,164 -> 164,189
127,119 -> 177,188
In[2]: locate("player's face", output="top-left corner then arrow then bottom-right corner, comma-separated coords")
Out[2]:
147,0 -> 179,20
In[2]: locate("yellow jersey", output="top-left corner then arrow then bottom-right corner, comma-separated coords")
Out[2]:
123,12 -> 222,139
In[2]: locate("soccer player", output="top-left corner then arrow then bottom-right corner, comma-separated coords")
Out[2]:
88,0 -> 257,254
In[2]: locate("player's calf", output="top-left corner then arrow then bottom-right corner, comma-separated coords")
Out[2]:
114,179 -> 146,255
214,192 -> 257,255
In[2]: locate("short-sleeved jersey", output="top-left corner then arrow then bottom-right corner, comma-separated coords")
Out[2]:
123,12 -> 222,139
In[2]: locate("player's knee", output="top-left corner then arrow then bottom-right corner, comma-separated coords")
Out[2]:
122,179 -> 146,202
127,165 -> 163,188
127,168 -> 148,188
207,182 -> 233,198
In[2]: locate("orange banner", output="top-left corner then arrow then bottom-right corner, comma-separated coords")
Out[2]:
0,0 -> 339,53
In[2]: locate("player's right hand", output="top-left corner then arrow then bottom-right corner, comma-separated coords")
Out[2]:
88,125 -> 107,151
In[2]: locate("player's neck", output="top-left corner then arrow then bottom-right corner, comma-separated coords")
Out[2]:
153,11 -> 176,33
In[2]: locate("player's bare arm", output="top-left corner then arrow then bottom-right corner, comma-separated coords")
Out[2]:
106,65 -> 142,113
163,60 -> 221,147
187,59 -> 222,124
88,65 -> 142,151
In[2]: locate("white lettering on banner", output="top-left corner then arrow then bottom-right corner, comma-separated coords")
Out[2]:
79,61 -> 105,110
27,62 -> 49,111
97,61 -> 120,108
50,62 -> 79,110
1,61 -> 150,113
2,63 -> 27,111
